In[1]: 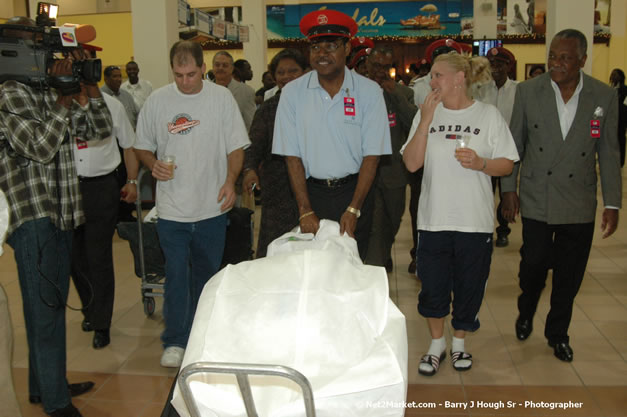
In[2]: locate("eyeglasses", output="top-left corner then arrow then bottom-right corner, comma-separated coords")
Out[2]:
310,39 -> 345,53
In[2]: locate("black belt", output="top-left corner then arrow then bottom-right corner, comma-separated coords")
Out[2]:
78,171 -> 116,183
307,173 -> 358,188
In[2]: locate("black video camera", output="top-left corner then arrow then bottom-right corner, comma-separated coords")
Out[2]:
0,23 -> 101,96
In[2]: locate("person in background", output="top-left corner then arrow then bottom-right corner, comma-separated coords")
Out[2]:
234,59 -> 253,83
255,71 -> 276,105
502,29 -> 621,363
243,49 -> 307,257
101,65 -> 139,129
364,45 -> 417,271
609,68 -> 626,166
402,51 -> 518,376
213,51 -> 256,131
474,46 -> 518,248
528,64 -> 545,79
120,60 -> 153,110
348,48 -> 370,77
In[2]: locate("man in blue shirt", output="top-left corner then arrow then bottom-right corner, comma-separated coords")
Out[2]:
272,10 -> 391,260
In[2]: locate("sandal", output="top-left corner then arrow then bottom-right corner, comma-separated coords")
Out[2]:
418,351 -> 446,376
451,351 -> 473,371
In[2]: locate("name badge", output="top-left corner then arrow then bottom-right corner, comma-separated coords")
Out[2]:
590,120 -> 600,138
76,137 -> 88,149
388,112 -> 397,127
344,97 -> 355,116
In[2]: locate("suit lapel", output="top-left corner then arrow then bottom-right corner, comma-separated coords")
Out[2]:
537,75 -> 565,147
554,74 -> 595,163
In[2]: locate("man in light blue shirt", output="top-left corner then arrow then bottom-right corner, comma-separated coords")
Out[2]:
272,9 -> 391,260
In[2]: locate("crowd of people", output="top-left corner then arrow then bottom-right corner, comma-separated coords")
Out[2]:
0,9 -> 624,417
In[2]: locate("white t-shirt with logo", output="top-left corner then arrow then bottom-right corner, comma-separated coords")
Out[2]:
401,100 -> 519,233
135,80 -> 249,222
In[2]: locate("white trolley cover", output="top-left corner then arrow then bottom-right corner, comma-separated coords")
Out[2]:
172,220 -> 408,417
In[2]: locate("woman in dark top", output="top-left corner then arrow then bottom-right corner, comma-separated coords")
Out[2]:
610,68 -> 626,167
243,49 -> 307,257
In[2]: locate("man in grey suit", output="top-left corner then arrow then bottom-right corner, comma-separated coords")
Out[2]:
501,29 -> 621,362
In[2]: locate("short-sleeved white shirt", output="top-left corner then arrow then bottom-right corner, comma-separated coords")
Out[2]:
402,100 -> 519,233
73,93 -> 136,177
272,67 -> 391,179
135,81 -> 249,222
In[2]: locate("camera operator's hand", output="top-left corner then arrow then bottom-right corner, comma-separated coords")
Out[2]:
51,57 -> 74,109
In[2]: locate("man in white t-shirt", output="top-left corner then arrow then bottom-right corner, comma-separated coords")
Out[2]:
120,60 -> 153,110
134,41 -> 249,368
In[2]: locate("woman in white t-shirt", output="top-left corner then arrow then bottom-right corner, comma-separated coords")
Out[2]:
401,52 -> 519,376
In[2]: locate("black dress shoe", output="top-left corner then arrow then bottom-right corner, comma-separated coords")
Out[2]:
515,317 -> 533,340
549,341 -> 574,362
93,329 -> 110,349
495,235 -> 509,247
30,381 -> 95,404
81,319 -> 93,332
49,403 -> 82,417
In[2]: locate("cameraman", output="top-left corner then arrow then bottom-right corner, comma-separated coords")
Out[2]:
0,16 -> 113,417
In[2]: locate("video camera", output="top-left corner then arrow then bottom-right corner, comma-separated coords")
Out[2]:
0,2 -> 101,95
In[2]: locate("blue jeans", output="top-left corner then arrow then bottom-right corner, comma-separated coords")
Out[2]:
7,218 -> 72,413
157,215 -> 227,348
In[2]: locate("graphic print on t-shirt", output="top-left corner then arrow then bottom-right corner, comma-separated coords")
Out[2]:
430,124 -> 481,137
167,113 -> 200,135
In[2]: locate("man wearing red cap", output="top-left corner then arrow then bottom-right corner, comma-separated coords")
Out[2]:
411,38 -> 463,106
474,46 -> 518,247
272,10 -> 391,260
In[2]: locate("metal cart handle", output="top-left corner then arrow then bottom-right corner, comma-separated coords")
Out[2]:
178,362 -> 317,417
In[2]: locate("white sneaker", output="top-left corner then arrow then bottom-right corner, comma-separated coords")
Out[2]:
160,346 -> 185,368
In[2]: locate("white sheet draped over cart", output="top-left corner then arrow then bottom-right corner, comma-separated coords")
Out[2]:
172,220 -> 408,417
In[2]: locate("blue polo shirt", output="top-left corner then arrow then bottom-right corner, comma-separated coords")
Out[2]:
272,67 -> 391,179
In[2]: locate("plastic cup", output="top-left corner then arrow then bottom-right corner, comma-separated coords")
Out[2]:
456,136 -> 471,150
163,155 -> 175,179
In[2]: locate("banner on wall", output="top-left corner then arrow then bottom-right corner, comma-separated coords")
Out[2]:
212,17 -> 226,39
267,1 -> 474,39
226,22 -> 239,41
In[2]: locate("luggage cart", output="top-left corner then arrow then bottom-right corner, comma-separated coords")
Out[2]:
117,168 -> 165,316
117,169 -> 256,317
178,362 -> 317,417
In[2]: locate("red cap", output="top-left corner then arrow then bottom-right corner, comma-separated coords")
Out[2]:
424,38 -> 462,64
488,47 -> 515,64
300,10 -> 358,40
82,43 -> 102,52
348,48 -> 370,69
350,36 -> 374,49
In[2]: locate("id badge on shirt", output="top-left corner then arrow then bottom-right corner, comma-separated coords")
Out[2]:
344,97 -> 356,117
388,112 -> 397,127
75,137 -> 88,149
590,120 -> 600,138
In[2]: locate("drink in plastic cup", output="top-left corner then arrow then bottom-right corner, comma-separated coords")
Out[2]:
456,136 -> 471,150
163,155 -> 175,179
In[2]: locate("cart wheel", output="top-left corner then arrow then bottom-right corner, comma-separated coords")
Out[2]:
143,297 -> 155,316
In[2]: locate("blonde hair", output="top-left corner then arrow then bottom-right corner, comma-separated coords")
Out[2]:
433,52 -> 492,96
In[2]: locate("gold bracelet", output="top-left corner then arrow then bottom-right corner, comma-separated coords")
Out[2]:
299,211 -> 314,221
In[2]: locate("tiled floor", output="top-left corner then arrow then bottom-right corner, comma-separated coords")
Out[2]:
3,169 -> 627,417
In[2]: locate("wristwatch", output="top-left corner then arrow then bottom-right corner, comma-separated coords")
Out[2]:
346,206 -> 361,218
126,179 -> 138,185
